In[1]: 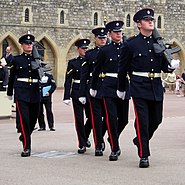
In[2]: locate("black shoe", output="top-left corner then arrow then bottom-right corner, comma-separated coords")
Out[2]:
86,140 -> 91,148
116,149 -> 121,156
21,149 -> 31,157
109,151 -> 118,161
78,147 -> 86,154
139,157 -> 149,168
38,128 -> 46,131
95,149 -> 103,156
50,128 -> 55,131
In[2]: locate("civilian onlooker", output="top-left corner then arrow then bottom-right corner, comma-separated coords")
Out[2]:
181,69 -> 185,96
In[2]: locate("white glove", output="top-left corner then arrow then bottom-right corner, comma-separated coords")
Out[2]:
40,76 -> 48,83
171,59 -> 180,69
63,99 -> 71,105
116,90 -> 126,100
7,96 -> 13,100
79,97 -> 86,104
90,89 -> 97,97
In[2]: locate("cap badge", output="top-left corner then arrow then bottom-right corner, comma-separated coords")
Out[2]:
27,36 -> 30,39
147,10 -> 150,14
116,22 -> 119,26
101,29 -> 104,33
84,40 -> 86,43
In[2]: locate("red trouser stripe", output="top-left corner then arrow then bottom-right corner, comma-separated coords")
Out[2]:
88,98 -> 97,146
132,99 -> 143,157
103,98 -> 114,150
16,100 -> 27,149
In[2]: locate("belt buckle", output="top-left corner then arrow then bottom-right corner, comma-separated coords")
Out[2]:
99,72 -> 106,78
28,78 -> 32,83
148,72 -> 155,78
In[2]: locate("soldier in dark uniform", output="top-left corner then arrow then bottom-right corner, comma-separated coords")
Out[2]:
90,21 -> 130,161
7,33 -> 40,157
0,63 -> 8,91
117,8 -> 174,167
78,27 -> 108,156
63,38 -> 91,154
38,72 -> 56,131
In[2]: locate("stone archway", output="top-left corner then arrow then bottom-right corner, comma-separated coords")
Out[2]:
59,34 -> 81,87
170,38 -> 185,74
0,32 -> 21,56
36,34 -> 59,85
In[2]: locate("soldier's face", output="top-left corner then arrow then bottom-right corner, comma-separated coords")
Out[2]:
109,31 -> 122,43
94,37 -> 107,47
78,47 -> 88,57
138,19 -> 154,31
21,43 -> 33,54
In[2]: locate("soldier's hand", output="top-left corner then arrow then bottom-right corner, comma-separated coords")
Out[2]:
79,97 -> 86,104
90,89 -> 97,97
63,99 -> 71,106
7,96 -> 13,100
171,59 -> 180,69
116,90 -> 126,100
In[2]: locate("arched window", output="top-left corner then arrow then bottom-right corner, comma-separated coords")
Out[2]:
60,10 -> 64,24
94,12 -> 98,26
157,16 -> 162,29
2,39 -> 8,55
126,14 -> 131,27
25,8 -> 29,22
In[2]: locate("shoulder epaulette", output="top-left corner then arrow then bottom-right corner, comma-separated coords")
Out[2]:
82,61 -> 87,67
126,35 -> 138,42
67,69 -> 73,75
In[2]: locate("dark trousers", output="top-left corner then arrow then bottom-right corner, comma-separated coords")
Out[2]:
89,97 -> 107,149
38,100 -> 54,129
16,100 -> 40,150
117,98 -> 129,138
103,97 -> 129,152
72,98 -> 91,148
132,98 -> 163,158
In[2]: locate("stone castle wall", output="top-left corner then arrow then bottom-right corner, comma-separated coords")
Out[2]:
0,0 -> 184,86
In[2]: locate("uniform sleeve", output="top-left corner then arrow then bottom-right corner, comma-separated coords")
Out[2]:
7,61 -> 16,96
118,42 -> 131,91
79,55 -> 89,97
90,49 -> 105,90
63,61 -> 73,100
161,54 -> 172,73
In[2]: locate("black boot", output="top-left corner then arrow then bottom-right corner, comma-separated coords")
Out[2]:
139,157 -> 149,168
21,149 -> 31,157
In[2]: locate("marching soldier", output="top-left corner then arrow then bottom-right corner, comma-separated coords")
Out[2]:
117,8 -> 176,167
7,33 -> 41,157
90,21 -> 130,161
79,27 -> 108,156
63,38 -> 91,154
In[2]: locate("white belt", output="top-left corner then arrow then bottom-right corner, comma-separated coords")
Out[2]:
100,72 -> 118,78
17,78 -> 39,83
73,79 -> 80,83
132,72 -> 161,78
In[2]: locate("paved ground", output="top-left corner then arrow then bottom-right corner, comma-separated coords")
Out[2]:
0,90 -> 185,185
